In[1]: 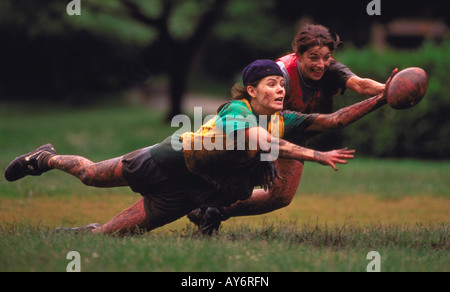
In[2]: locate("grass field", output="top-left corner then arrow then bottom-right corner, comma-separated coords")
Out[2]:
0,102 -> 448,272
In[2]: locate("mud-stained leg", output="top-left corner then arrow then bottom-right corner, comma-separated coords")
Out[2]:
187,158 -> 304,235
223,158 -> 304,217
47,155 -> 128,188
91,197 -> 149,236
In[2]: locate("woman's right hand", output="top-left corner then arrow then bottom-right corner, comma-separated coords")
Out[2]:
316,148 -> 355,171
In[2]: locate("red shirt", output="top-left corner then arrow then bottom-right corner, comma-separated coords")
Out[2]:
276,53 -> 355,114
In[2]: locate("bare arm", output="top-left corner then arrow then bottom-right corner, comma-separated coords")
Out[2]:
246,127 -> 355,171
308,69 -> 398,133
277,139 -> 355,171
346,75 -> 385,96
306,93 -> 387,132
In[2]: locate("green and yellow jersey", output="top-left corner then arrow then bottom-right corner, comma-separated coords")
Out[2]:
150,99 -> 316,206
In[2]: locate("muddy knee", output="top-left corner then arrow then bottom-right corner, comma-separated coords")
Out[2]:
269,186 -> 296,209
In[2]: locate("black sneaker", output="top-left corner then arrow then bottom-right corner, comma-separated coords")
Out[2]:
4,144 -> 56,182
187,206 -> 229,236
54,223 -> 101,234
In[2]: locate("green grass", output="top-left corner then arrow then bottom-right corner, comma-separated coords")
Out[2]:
0,102 -> 448,272
0,101 -> 172,160
301,158 -> 450,199
0,222 -> 447,272
0,101 -> 172,198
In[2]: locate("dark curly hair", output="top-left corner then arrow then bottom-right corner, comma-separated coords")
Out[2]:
292,24 -> 342,55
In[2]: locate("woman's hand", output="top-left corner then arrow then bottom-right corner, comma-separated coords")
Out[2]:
315,148 -> 355,171
382,68 -> 399,100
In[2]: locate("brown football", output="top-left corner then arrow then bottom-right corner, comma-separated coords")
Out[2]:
386,67 -> 429,110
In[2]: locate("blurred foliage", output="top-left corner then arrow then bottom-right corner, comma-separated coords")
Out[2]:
198,0 -> 294,81
0,0 -> 151,103
0,0 -> 448,158
215,0 -> 293,52
0,0 -> 232,116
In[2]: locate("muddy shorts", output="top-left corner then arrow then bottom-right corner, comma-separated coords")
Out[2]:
121,146 -> 198,230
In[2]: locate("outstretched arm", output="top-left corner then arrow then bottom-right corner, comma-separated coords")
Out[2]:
306,93 -> 387,132
346,75 -> 385,97
277,139 -> 355,171
307,69 -> 398,132
247,127 -> 355,171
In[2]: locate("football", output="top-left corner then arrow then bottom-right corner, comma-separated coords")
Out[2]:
386,67 -> 429,110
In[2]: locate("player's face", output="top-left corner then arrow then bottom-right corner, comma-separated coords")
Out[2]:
298,45 -> 332,81
248,76 -> 285,115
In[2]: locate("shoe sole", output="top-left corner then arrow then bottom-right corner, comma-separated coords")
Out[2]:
4,144 -> 56,182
